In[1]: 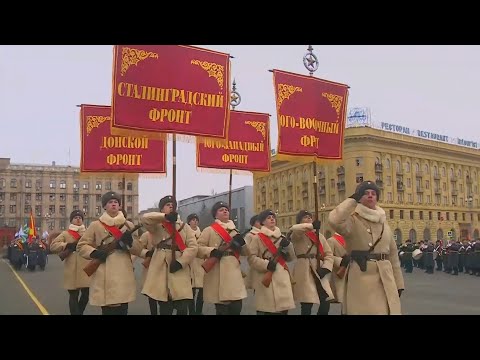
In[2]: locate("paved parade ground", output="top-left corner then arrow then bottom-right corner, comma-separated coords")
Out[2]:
1,254 -> 479,315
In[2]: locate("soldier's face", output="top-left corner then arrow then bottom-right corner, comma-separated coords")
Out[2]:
162,202 -> 174,214
105,199 -> 120,215
216,207 -> 230,222
360,189 -> 377,209
72,216 -> 83,226
264,215 -> 276,228
189,218 -> 199,229
302,215 -> 313,224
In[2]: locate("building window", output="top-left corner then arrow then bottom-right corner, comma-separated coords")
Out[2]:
73,194 -> 79,202
105,182 -> 112,190
127,182 -> 133,191
437,212 -> 441,220
10,193 -> 16,201
0,178 -> 5,189
406,178 -> 411,188
442,167 -> 446,176
25,179 -> 32,188
417,194 -> 423,203
355,158 -> 362,166
462,213 -> 466,221
433,166 -> 438,176
35,205 -> 42,216
49,180 -> 56,189
389,210 -> 394,219
96,194 -> 101,202
386,176 -> 391,186
410,210 -> 414,219
10,179 -> 17,188
415,163 -> 420,173
25,193 -> 31,201
118,182 -> 124,190
96,182 -> 102,190
73,181 -> 79,189
49,205 -> 55,214
442,182 -> 446,191
443,196 -> 447,205
60,205 -> 66,216
407,194 -> 412,203
83,206 -> 89,214
396,160 -> 401,172
0,205 -> 4,215
83,194 -> 89,201
0,192 -> 4,201
73,205 -> 79,211
405,162 -> 410,172
49,193 -> 55,201
60,219 -> 66,230
60,194 -> 66,202
426,195 -> 431,203
356,175 -> 364,184
400,210 -> 404,219
385,159 -> 390,169
60,180 -> 66,189
454,213 -> 458,221
419,211 -> 423,220
10,205 -> 16,213
446,212 -> 450,221
24,205 -> 31,214
425,180 -> 430,189
429,211 -> 432,220
127,206 -> 133,215
127,195 -> 132,203
96,206 -> 102,216
424,164 -> 429,174
83,182 -> 89,190
387,192 -> 392,201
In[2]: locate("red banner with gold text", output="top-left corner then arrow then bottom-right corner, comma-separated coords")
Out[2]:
273,69 -> 349,161
111,45 -> 231,139
197,110 -> 270,172
80,104 -> 166,173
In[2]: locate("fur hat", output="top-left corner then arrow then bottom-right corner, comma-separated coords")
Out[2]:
159,195 -> 177,211
356,180 -> 380,200
296,210 -> 313,224
187,213 -> 199,224
249,215 -> 260,227
101,191 -> 122,207
211,201 -> 229,218
69,210 -> 84,222
258,209 -> 276,225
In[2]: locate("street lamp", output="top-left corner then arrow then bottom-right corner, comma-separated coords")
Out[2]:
44,212 -> 54,231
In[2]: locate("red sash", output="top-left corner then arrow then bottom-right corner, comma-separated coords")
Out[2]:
211,222 -> 239,260
67,230 -> 81,241
333,233 -> 346,248
258,233 -> 287,269
306,231 -> 325,258
100,221 -> 124,240
162,221 -> 187,251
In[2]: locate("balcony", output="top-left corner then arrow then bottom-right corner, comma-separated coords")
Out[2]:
337,181 -> 345,192
451,189 -> 458,196
450,176 -> 458,182
415,171 -> 424,178
375,180 -> 384,189
416,187 -> 424,193
397,182 -> 404,191
434,188 -> 442,195
396,169 -> 403,175
466,177 -> 473,184
433,174 -> 440,180
375,164 -> 383,173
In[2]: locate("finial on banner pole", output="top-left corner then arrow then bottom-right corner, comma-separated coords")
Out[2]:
303,45 -> 319,77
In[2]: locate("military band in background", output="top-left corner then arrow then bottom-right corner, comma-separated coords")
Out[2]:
5,182 -> 480,315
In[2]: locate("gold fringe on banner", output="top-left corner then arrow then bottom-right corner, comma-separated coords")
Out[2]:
139,173 -> 168,179
78,172 -> 141,179
196,167 -> 253,177
110,126 -> 167,140
275,153 -> 344,166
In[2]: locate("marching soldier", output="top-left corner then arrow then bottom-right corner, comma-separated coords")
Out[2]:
243,215 -> 261,290
458,241 -> 466,273
186,213 -> 205,315
471,240 -> 480,276
289,210 -> 334,315
326,232 -> 348,306
400,239 -> 415,273
140,196 -> 198,315
434,240 -> 443,271
448,240 -> 460,275
423,241 -> 435,274
50,210 -> 91,315
136,229 -> 157,315
197,201 -> 249,315
248,209 -> 296,315
77,191 -> 143,315
328,180 -> 405,315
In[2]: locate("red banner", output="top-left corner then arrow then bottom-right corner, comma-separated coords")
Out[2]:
273,69 -> 349,161
111,45 -> 231,139
80,104 -> 166,173
197,110 -> 271,172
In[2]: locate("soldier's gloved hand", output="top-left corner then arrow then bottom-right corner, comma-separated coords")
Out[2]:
278,246 -> 289,258
210,248 -> 223,259
66,243 -> 77,251
317,267 -> 331,279
120,231 -> 134,247
280,237 -> 290,248
90,249 -> 108,262
349,192 -> 363,202
267,259 -> 277,272
312,220 -> 321,230
398,289 -> 404,298
169,260 -> 183,273
340,255 -> 350,267
231,234 -> 246,250
145,249 -> 154,258
165,212 -> 178,223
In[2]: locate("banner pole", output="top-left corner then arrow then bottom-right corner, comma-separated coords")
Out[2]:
228,78 -> 242,209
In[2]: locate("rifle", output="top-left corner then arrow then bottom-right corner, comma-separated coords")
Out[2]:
58,241 -> 79,261
202,241 -> 230,273
83,224 -> 142,277
262,244 -> 293,288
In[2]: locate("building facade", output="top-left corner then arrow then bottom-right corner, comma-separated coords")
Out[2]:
0,158 -> 139,234
177,186 -> 254,233
254,127 -> 480,244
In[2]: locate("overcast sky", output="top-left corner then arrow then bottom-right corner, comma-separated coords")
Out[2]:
1,45 -> 479,210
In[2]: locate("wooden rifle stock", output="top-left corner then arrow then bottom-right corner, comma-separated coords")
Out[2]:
83,224 -> 142,277
262,249 -> 284,288
58,241 -> 78,261
202,242 -> 230,273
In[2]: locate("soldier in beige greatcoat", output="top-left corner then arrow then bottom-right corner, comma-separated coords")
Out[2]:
328,180 -> 405,315
290,210 -> 334,315
50,210 -> 91,315
197,201 -> 249,315
326,232 -> 349,306
248,209 -> 296,315
77,191 -> 143,315
139,196 -> 198,315
186,213 -> 205,315
135,228 -> 157,315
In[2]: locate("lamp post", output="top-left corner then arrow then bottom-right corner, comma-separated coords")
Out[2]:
466,195 -> 473,240
44,212 -> 54,232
